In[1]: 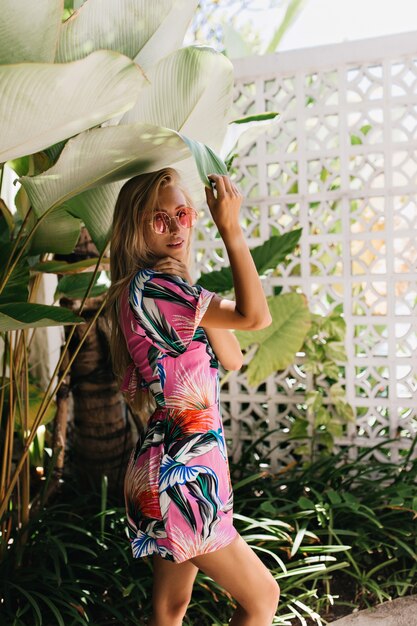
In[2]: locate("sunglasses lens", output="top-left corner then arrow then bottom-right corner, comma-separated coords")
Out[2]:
177,208 -> 196,228
152,213 -> 168,234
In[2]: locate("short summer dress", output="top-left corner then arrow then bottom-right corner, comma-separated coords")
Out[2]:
118,268 -> 238,563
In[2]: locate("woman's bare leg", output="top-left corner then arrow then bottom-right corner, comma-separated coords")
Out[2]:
148,554 -> 199,626
189,533 -> 280,626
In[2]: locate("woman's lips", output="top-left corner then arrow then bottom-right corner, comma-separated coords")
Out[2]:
167,240 -> 184,248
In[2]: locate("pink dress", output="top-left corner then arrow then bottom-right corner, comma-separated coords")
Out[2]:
118,268 -> 238,563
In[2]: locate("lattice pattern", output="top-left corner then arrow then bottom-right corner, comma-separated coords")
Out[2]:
193,34 -> 417,469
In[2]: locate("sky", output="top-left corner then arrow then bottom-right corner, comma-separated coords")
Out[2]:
240,0 -> 417,52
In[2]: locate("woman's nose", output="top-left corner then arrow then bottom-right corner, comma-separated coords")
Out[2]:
168,216 -> 180,233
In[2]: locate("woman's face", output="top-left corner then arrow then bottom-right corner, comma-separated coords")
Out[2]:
144,183 -> 192,263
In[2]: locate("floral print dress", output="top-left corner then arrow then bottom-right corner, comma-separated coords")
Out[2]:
118,269 -> 238,563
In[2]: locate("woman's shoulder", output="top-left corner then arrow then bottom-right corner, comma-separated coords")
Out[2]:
129,268 -> 197,294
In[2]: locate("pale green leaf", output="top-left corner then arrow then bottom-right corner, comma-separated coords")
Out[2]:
0,0 -> 62,64
121,46 -> 234,152
57,0 -> 197,71
236,293 -> 311,386
134,0 -> 198,71
0,50 -> 145,163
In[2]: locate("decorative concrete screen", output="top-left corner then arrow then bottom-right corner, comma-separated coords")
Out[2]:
194,33 -> 417,470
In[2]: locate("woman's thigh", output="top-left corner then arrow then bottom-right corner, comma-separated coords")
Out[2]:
151,554 -> 199,609
189,533 -> 280,612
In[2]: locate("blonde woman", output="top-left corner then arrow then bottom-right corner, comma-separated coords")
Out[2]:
107,168 -> 279,626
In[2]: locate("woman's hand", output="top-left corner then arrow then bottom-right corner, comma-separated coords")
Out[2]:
152,256 -> 193,285
205,174 -> 243,237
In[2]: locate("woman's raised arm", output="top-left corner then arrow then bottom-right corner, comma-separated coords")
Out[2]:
199,174 -> 272,331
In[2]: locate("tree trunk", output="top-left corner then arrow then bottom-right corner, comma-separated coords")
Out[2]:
57,228 -> 134,497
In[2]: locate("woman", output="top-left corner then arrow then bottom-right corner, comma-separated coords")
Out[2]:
107,168 -> 280,626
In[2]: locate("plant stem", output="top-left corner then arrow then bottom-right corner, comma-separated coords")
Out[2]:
0,294 -> 108,521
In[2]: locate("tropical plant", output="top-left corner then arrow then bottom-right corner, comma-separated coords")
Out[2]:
0,0 -> 239,552
1,434 -> 415,625
287,307 -> 356,462
0,0 -> 291,553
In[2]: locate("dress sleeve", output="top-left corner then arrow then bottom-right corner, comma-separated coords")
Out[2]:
128,269 -> 215,356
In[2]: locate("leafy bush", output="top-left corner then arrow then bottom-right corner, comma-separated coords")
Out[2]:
1,436 -> 415,625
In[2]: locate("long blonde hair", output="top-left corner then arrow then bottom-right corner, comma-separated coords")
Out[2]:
106,168 -> 194,420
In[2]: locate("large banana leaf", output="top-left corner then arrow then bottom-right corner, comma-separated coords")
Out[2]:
0,50 -> 146,163
135,0 -> 198,71
20,123 -> 227,252
235,293 -> 311,387
121,46 -> 234,151
56,0 -> 198,70
0,0 -> 62,64
60,182 -> 124,254
123,45 -> 233,202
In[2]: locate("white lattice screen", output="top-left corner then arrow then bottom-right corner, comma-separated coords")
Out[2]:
194,32 -> 417,470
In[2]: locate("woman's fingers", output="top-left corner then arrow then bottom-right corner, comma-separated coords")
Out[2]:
208,173 -> 240,197
205,184 -> 214,206
208,173 -> 226,197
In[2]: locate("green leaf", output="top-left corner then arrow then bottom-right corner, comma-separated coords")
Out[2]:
0,50 -> 146,163
0,303 -> 84,331
0,0 -> 62,64
327,489 -> 342,505
297,496 -> 315,510
315,407 -> 331,427
198,231 -> 302,292
251,230 -> 302,274
289,418 -> 309,438
27,207 -> 82,255
236,293 -> 311,387
0,243 -> 30,304
231,112 -> 280,124
55,273 -> 108,300
6,156 -> 30,177
0,199 -> 15,234
325,341 -> 347,362
350,134 -> 362,145
182,136 -> 227,187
